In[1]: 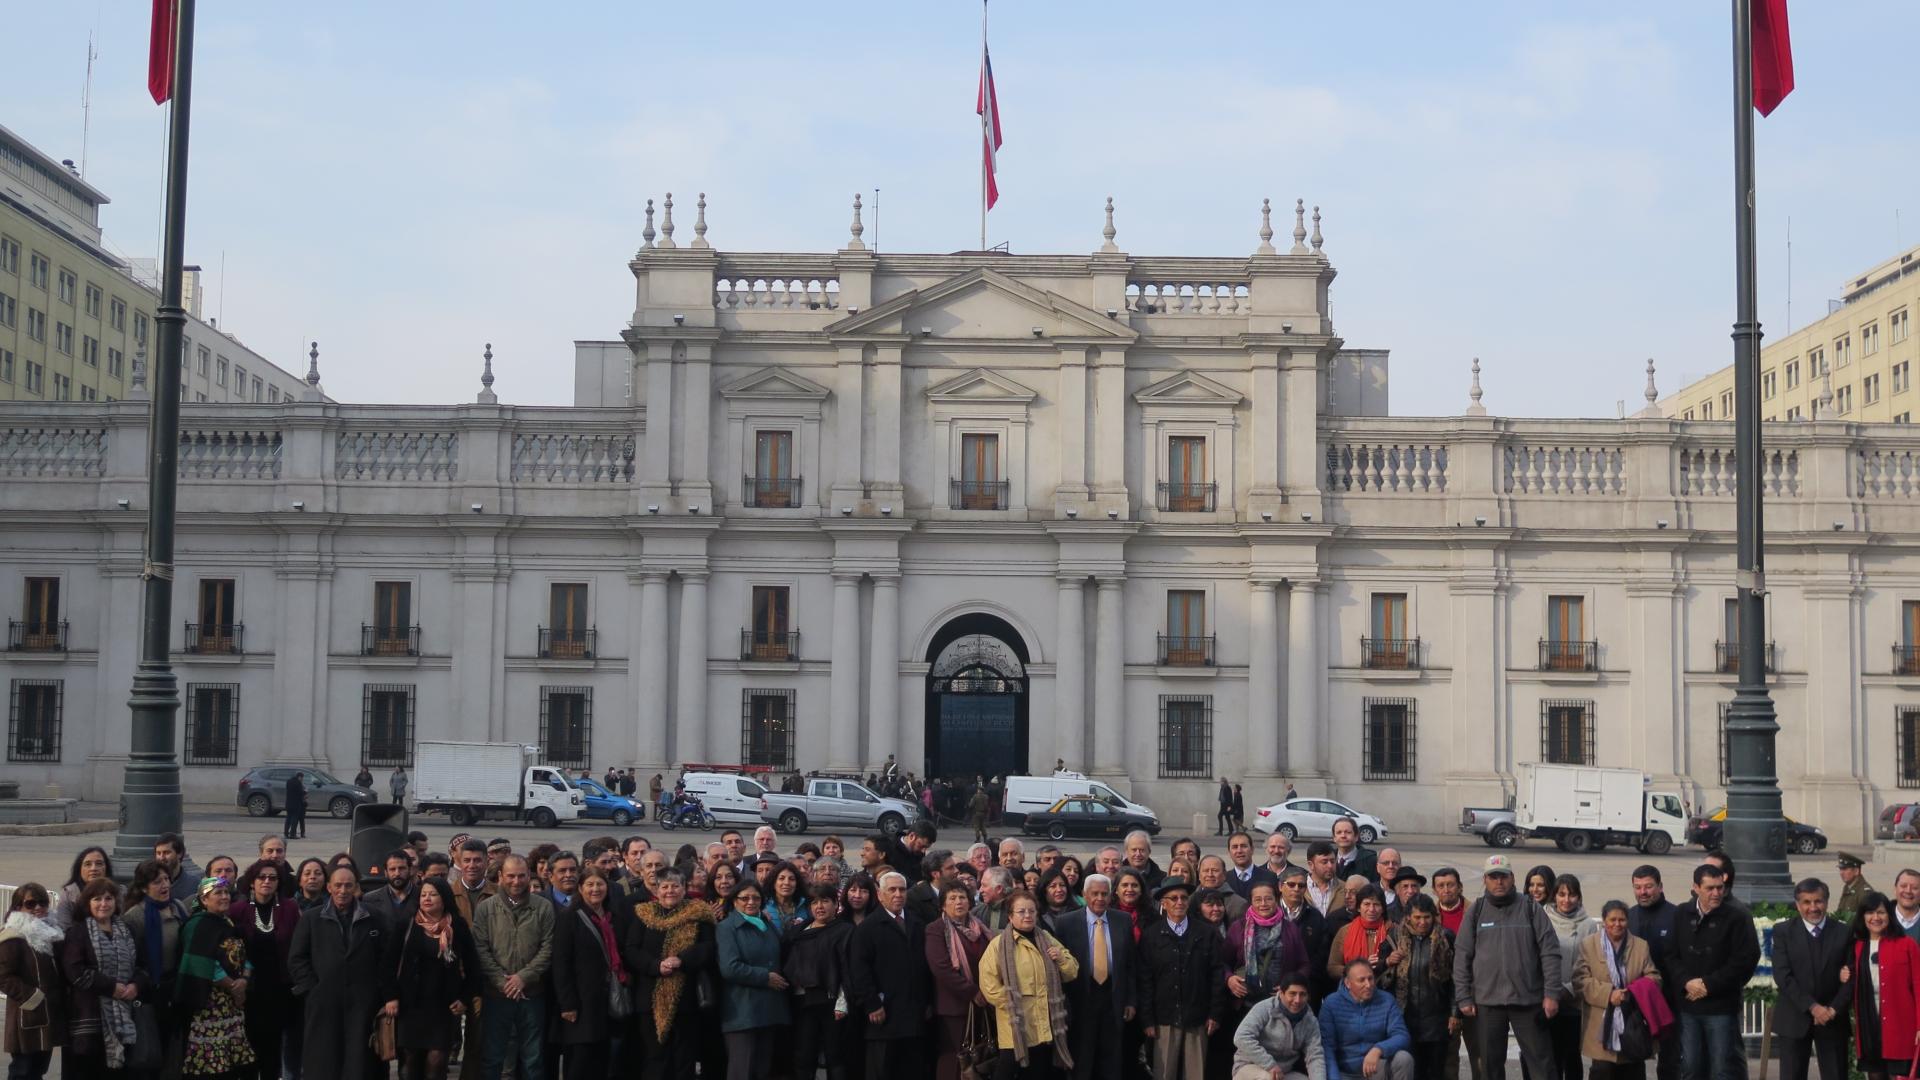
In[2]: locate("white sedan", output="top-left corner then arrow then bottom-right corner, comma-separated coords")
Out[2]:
1252,797 -> 1389,843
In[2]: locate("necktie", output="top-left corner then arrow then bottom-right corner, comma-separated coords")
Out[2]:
1092,918 -> 1109,984
1811,923 -> 1820,940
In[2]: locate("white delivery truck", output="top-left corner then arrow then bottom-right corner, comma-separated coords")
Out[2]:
1515,763 -> 1686,855
412,741 -> 584,828
1001,771 -> 1157,827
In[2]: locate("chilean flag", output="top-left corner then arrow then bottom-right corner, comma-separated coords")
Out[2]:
1752,0 -> 1794,116
977,44 -> 1003,209
148,0 -> 176,103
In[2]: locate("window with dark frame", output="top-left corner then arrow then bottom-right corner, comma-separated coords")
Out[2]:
197,578 -> 237,653
1541,699 -> 1596,765
539,686 -> 592,769
1362,697 -> 1416,781
1717,701 -> 1732,786
1903,601 -> 1920,675
1367,593 -> 1413,668
750,430 -> 797,507
742,689 -> 796,769
22,576 -> 60,648
749,586 -> 792,660
362,684 -> 415,766
185,683 -> 239,766
372,581 -> 413,655
1901,706 -> 1920,789
957,433 -> 1003,509
1543,595 -> 1588,670
1166,435 -> 1209,511
548,583 -> 589,657
7,679 -> 61,762
1158,694 -> 1212,778
1164,591 -> 1208,665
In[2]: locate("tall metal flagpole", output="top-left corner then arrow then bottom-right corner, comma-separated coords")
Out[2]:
980,0 -> 988,251
112,0 -> 194,870
1723,0 -> 1791,903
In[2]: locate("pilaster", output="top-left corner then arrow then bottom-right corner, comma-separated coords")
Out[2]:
1284,578 -> 1324,779
1056,347 -> 1090,506
828,573 -> 864,771
868,575 -> 902,768
1054,575 -> 1088,769
631,571 -> 671,770
869,344 -> 903,505
1247,580 -> 1282,776
673,571 -> 710,765
1092,577 -> 1126,776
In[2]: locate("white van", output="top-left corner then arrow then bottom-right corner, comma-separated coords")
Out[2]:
1001,771 -> 1156,826
677,771 -> 771,826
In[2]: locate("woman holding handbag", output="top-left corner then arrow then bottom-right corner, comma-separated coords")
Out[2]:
624,866 -> 716,1080
552,869 -> 626,1080
390,878 -> 479,1080
1852,892 -> 1920,1080
175,877 -> 255,1079
1,884 -> 67,1080
1574,900 -> 1659,1080
925,883 -> 993,1080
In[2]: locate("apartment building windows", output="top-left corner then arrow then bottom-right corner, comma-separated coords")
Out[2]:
56,271 -> 75,305
1895,308 -> 1912,345
133,312 -> 147,344
0,349 -> 12,383
1720,390 -> 1733,417
22,362 -> 42,395
109,297 -> 125,331
1836,335 -> 1852,367
0,295 -> 13,329
0,237 -> 17,275
1896,361 -> 1911,395
1900,413 -> 1914,425
26,308 -> 44,342
1866,373 -> 1883,405
51,374 -> 69,401
1864,321 -> 1881,356
79,387 -> 95,402
1785,359 -> 1800,389
1701,400 -> 1714,421
1787,406 -> 1804,420
27,253 -> 47,290
1762,370 -> 1775,399
82,336 -> 98,367
1837,385 -> 1854,414
232,364 -> 246,396
215,356 -> 227,387
83,284 -> 101,319
251,377 -> 262,402
106,348 -> 122,378
54,322 -> 72,355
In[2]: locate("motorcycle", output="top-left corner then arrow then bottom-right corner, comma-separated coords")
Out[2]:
658,795 -> 717,831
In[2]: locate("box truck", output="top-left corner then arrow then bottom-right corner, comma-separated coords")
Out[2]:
412,741 -> 584,828
1514,763 -> 1686,855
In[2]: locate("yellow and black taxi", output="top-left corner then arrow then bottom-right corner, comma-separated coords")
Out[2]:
1020,795 -> 1162,841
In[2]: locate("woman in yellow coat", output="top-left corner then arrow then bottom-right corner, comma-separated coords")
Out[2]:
1571,899 -> 1662,1080
978,890 -> 1080,1079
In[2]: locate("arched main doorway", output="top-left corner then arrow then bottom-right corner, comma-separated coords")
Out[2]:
924,613 -> 1029,786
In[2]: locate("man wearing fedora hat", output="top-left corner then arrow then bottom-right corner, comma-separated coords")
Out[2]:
1137,877 -> 1225,1080
1453,854 -> 1560,1080
1386,866 -> 1427,924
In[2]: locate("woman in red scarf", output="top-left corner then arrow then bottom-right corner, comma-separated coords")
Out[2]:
390,877 -> 481,1080
1227,882 -> 1308,1005
1326,884 -> 1396,981
553,869 -> 630,1080
1113,869 -> 1150,942
925,884 -> 993,1080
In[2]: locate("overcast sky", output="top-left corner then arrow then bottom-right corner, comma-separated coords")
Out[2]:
10,3 -> 1915,416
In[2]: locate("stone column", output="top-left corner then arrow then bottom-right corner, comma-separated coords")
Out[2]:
868,576 -> 901,768
1055,576 -> 1087,769
1285,580 -> 1322,777
832,346 -> 865,504
1056,348 -> 1089,503
829,573 -> 863,770
1093,578 -> 1126,775
452,566 -> 500,742
641,342 -> 673,494
1091,350 -> 1128,501
1248,580 -> 1282,775
673,572 -> 708,765
634,572 -> 670,768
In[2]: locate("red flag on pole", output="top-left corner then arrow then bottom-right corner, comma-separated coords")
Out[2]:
1752,0 -> 1794,116
977,45 -> 1003,209
148,0 -> 176,104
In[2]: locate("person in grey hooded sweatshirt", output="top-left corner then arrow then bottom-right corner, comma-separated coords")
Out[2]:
1452,854 -> 1562,1080
1234,973 -> 1326,1080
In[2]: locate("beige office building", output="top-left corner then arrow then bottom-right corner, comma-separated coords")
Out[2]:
1664,244 -> 1920,424
0,122 -> 312,404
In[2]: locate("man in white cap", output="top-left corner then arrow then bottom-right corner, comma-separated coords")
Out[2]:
1452,854 -> 1560,1080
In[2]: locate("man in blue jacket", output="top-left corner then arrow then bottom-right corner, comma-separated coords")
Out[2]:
1320,959 -> 1413,1080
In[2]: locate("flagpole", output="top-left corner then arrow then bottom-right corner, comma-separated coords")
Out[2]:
979,0 -> 988,250
112,0 -> 193,872
1723,0 -> 1791,903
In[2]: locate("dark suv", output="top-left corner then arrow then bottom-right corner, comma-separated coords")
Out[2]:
236,766 -> 378,819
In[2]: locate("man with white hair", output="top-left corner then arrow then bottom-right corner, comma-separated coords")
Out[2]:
1264,831 -> 1297,879
1095,845 -> 1124,879
1056,873 -> 1137,1079
847,869 -> 931,1076
1125,829 -> 1166,891
978,866 -> 1016,930
966,842 -> 993,878
752,824 -> 780,859
997,837 -> 1026,872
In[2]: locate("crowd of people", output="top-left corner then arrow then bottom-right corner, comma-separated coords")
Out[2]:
0,816 -> 1910,1080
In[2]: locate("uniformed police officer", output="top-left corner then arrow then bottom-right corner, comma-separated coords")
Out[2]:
1834,851 -> 1873,920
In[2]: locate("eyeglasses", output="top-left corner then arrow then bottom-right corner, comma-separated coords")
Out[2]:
21,900 -> 48,911
256,875 -> 279,883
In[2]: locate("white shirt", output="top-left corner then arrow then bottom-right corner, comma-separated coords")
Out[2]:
1307,879 -> 1336,915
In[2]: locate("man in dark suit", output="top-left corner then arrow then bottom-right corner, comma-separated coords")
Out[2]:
1055,872 -> 1137,1080
847,870 -> 930,1076
1331,817 -> 1380,884
1223,832 -> 1277,901
1773,877 -> 1853,1080
906,848 -> 958,924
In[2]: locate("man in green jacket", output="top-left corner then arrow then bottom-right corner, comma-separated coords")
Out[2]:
472,855 -> 555,1080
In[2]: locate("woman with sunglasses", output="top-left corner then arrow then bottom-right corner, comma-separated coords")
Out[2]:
715,881 -> 790,1080
236,860 -> 301,1080
0,884 -> 66,1080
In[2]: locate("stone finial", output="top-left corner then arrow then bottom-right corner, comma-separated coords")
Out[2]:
1290,198 -> 1309,254
305,342 -> 321,387
846,193 -> 867,250
1815,361 -> 1833,418
1466,357 -> 1488,416
1310,206 -> 1324,253
1643,358 -> 1659,407
477,343 -> 498,404
641,199 -> 656,250
1256,198 -> 1276,254
657,193 -> 677,249
130,341 -> 149,399
691,192 -> 710,248
1099,196 -> 1119,253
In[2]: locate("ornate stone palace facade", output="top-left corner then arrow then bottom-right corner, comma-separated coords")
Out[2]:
0,196 -> 1915,839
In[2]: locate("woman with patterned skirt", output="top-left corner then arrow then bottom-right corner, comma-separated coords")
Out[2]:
175,877 -> 254,1080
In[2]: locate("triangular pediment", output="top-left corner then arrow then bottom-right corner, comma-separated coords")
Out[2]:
827,267 -> 1137,342
1133,370 -> 1244,407
925,367 -> 1039,404
717,366 -> 832,401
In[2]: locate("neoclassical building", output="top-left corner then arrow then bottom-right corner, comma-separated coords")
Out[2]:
1,194 -> 1916,840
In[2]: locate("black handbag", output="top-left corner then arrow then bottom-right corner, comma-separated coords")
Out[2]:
1607,994 -> 1656,1062
128,1000 -> 163,1072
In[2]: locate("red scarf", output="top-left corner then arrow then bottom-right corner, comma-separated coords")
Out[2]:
582,907 -> 627,984
1341,916 -> 1390,966
1115,899 -> 1144,943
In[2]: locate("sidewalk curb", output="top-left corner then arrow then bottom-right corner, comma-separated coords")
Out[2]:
0,819 -> 117,837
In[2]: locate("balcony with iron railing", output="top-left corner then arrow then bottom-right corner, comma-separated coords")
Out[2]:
1897,643 -> 1920,677
1156,482 -> 1217,512
539,627 -> 596,660
362,624 -> 421,657
742,475 -> 803,508
1539,639 -> 1598,672
184,622 -> 244,655
1714,640 -> 1775,675
6,619 -> 66,652
1157,634 -> 1216,667
741,629 -> 801,662
950,479 -> 1009,511
1361,637 -> 1422,670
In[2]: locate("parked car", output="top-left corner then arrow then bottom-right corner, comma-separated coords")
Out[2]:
1252,797 -> 1388,842
1000,772 -> 1156,826
572,776 -> 642,826
1020,796 -> 1160,841
1459,806 -> 1520,847
237,766 -> 379,819
760,777 -> 925,836
1686,805 -> 1827,854
1879,802 -> 1920,841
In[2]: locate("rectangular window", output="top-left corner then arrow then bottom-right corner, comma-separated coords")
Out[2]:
1900,413 -> 1914,425
184,683 -> 239,766
1837,385 -> 1854,414
197,578 -> 237,652
133,311 -> 147,344
362,684 -> 415,766
1864,321 -> 1881,356
83,284 -> 101,318
1166,435 -> 1210,511
957,433 -> 1003,509
0,349 -> 11,383
7,680 -> 61,763
1163,590 -> 1209,665
1158,694 -> 1213,778
1547,594 -> 1584,641
0,294 -> 14,328
1720,390 -> 1733,417
1895,308 -> 1911,345
51,374 -> 69,401
546,583 -> 590,657
1362,697 -> 1416,781
1836,335 -> 1852,367
22,577 -> 60,646
56,270 -> 75,305
742,689 -> 797,769
1701,400 -> 1713,421
749,585 -> 792,659
107,347 -> 122,378
1898,362 -> 1913,395
233,366 -> 246,396
23,361 -> 42,395
109,297 -> 125,331
1787,405 -> 1803,421
1762,370 -> 1776,399
1785,359 -> 1800,389
251,376 -> 262,402
28,253 -> 48,290
1901,707 -> 1920,788
26,309 -> 44,342
82,336 -> 98,367
79,386 -> 95,402
1866,374 -> 1882,404
539,686 -> 592,769
1901,602 -> 1920,675
1541,699 -> 1596,765
370,581 -> 414,654
1366,593 -> 1414,668
215,356 -> 227,386
749,430 -> 797,506
268,387 -> 279,403
0,237 -> 17,275
54,322 -> 72,355
1718,702 -> 1733,786
1810,347 -> 1824,374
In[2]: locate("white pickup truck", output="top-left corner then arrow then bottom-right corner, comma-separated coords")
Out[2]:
760,777 -> 925,836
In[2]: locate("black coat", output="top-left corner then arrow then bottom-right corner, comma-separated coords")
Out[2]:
1136,919 -> 1225,1030
1337,846 -> 1380,885
393,918 -> 481,1050
285,775 -> 307,813
1669,900 -> 1760,1015
1224,865 -> 1278,901
361,883 -> 420,933
1288,904 -> 1335,1002
845,910 -> 930,1040
621,906 -> 717,1041
1770,917 -> 1853,1039
551,905 -> 622,1045
289,902 -> 396,1080
1054,907 -> 1136,1024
